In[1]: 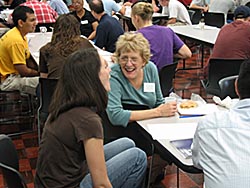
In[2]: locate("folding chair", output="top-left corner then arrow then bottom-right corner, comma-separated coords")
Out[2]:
0,90 -> 35,136
0,134 -> 28,188
219,75 -> 238,99
100,104 -> 154,188
37,78 -> 58,144
159,62 -> 178,97
201,59 -> 244,97
204,12 -> 225,28
187,9 -> 202,24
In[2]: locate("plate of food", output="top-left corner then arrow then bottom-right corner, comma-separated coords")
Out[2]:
178,100 -> 218,116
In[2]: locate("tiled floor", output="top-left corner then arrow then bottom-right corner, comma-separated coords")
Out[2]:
0,48 -> 211,188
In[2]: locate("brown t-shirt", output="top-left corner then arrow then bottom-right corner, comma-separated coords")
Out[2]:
35,107 -> 103,188
39,37 -> 93,79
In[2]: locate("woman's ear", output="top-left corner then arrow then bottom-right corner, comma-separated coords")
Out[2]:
141,61 -> 146,68
134,15 -> 140,23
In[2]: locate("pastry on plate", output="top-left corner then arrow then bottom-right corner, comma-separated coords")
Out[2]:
180,100 -> 198,109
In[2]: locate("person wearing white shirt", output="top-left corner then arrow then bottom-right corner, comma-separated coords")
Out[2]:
239,0 -> 250,5
190,0 -> 209,12
192,60 -> 250,188
209,0 -> 236,23
159,0 -> 192,25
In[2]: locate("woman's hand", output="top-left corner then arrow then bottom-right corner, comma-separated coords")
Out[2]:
156,102 -> 177,117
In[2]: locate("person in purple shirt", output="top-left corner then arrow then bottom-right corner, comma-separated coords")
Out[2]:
131,1 -> 191,71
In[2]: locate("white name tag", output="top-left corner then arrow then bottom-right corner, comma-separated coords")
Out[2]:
144,83 -> 155,92
81,20 -> 88,25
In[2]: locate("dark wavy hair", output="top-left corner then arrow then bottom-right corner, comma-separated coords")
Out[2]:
47,14 -> 93,57
48,48 -> 108,122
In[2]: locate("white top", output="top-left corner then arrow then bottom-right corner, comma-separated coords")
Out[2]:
162,0 -> 191,25
169,25 -> 220,46
190,0 -> 209,6
239,0 -> 249,5
137,102 -> 226,167
27,32 -> 113,66
137,114 -> 204,166
192,99 -> 250,188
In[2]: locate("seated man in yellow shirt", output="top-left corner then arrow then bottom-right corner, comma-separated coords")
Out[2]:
0,5 -> 39,95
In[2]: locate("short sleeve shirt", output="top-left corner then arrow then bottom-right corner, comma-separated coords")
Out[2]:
21,0 -> 58,23
35,107 -> 103,188
103,0 -> 121,16
0,27 -> 29,77
71,9 -> 97,38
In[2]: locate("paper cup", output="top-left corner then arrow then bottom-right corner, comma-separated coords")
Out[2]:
165,97 -> 176,104
39,26 -> 47,33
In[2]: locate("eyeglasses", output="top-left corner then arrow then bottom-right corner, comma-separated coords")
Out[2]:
119,56 -> 140,64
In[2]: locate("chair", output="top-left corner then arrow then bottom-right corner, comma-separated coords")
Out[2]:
100,104 -> 155,188
204,12 -> 225,28
0,134 -> 28,188
101,104 -> 149,144
219,75 -> 238,99
187,9 -> 202,24
159,62 -> 178,97
201,59 -> 244,97
0,90 -> 35,136
37,78 -> 58,144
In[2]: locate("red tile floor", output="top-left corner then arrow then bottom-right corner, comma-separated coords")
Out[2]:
0,49 -> 212,188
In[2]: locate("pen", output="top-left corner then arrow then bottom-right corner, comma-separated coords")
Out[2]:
179,115 -> 204,118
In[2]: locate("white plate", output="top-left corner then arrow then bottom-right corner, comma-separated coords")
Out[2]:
177,101 -> 218,115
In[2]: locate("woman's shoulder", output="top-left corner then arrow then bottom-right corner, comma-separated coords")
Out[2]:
111,63 -> 121,75
84,8 -> 92,15
110,63 -> 126,83
145,61 -> 158,70
67,107 -> 100,121
144,61 -> 159,76
40,42 -> 53,54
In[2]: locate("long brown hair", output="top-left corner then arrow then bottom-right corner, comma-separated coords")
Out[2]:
49,48 -> 108,122
47,14 -> 93,57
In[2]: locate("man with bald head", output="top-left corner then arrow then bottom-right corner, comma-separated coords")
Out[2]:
89,0 -> 124,53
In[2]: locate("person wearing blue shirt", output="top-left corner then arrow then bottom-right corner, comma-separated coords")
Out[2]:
89,0 -> 124,52
102,0 -> 125,16
49,0 -> 69,15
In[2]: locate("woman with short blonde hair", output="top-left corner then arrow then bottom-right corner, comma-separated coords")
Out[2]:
114,32 -> 151,64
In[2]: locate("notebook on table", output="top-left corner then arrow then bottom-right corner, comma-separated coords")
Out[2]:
170,138 -> 193,159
